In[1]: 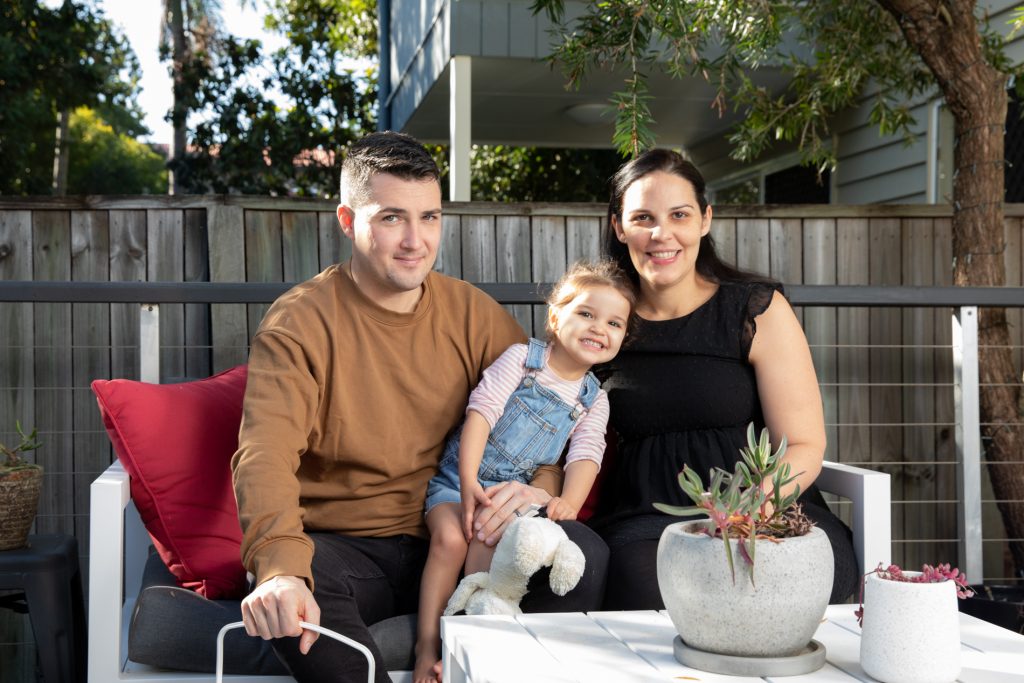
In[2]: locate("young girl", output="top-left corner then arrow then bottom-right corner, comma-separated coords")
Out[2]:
413,260 -> 637,683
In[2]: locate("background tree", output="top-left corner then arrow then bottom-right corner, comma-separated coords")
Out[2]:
65,107 -> 168,194
533,0 -> 1024,577
161,0 -> 220,193
0,0 -> 147,195
172,0 -> 376,195
177,0 -> 621,198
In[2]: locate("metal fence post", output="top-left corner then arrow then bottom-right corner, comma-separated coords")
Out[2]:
952,306 -> 983,582
140,304 -> 160,384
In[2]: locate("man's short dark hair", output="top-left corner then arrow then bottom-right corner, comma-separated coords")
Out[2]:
339,131 -> 441,206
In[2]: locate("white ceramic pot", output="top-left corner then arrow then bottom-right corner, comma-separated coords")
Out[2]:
859,572 -> 961,683
657,521 -> 834,657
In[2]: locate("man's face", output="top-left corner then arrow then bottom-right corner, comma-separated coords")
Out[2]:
337,173 -> 442,312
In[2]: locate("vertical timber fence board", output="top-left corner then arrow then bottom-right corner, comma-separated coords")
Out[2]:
901,218 -> 936,569
109,211 -> 147,380
836,218 -> 871,469
147,210 -> 185,381
462,214 -> 497,284
769,218 -> 803,324
70,211 -> 111,562
496,215 -> 532,334
32,211 -> 73,536
437,214 -> 463,278
282,211 -> 320,283
531,216 -> 567,336
714,218 -> 737,268
736,218 -> 770,277
869,217 -> 905,566
932,217 -> 959,565
184,210 -> 211,380
244,210 -> 284,344
565,216 -> 601,264
318,212 -> 348,271
803,219 -> 839,488
208,205 -> 247,372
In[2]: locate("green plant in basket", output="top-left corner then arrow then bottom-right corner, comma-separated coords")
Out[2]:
0,422 -> 44,550
654,423 -> 814,585
1,422 -> 42,475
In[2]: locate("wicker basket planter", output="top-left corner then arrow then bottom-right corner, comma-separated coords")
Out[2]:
0,465 -> 43,550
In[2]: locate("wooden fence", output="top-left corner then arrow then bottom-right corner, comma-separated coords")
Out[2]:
1,197 -> 1023,676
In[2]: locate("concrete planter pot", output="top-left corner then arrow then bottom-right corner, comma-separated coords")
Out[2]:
860,572 -> 960,683
657,521 -> 833,659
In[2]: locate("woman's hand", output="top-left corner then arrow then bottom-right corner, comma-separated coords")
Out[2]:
472,480 -> 552,546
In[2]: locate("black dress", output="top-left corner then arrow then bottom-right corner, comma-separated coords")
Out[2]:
591,280 -> 858,607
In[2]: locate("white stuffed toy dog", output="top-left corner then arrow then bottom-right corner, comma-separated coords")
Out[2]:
443,515 -> 586,616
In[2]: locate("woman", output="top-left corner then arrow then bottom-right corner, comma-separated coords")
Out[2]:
591,149 -> 858,608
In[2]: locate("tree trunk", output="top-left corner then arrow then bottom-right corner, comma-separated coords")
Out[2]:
877,0 -> 1024,577
51,108 -> 70,196
169,0 -> 187,195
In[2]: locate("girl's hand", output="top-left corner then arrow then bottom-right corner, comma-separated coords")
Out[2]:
460,481 -> 491,542
545,497 -> 578,522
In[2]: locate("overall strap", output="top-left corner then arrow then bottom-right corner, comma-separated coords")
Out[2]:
524,337 -> 547,371
576,372 -> 601,409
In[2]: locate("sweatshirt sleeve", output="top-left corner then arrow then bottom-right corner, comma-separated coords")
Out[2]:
231,328 -> 318,589
564,390 -> 609,469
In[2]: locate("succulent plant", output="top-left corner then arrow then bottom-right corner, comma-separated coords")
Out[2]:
0,422 -> 43,476
855,562 -> 974,626
653,423 -> 811,585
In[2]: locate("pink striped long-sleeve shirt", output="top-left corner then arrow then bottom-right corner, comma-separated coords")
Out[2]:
466,343 -> 608,468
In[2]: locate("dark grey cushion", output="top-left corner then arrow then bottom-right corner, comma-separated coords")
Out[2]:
128,553 -> 415,674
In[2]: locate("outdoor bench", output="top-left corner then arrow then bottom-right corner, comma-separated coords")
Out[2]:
86,285 -> 893,683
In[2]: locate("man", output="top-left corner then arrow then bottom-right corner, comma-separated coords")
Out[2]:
231,131 -> 608,682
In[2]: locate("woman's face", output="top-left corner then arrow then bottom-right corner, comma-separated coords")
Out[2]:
612,170 -> 712,293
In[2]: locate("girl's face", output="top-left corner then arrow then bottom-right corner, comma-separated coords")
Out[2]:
612,170 -> 711,294
548,285 -> 631,374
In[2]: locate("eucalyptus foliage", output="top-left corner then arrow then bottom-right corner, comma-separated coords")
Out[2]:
531,0 -> 1014,164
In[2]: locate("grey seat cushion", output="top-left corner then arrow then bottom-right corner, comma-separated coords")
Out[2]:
129,553 -> 415,674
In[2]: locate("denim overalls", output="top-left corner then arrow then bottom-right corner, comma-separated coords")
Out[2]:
424,338 -> 600,513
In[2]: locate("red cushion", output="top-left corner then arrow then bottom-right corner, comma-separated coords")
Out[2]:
92,366 -> 248,599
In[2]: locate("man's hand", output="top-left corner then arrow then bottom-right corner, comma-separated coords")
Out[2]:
460,480 -> 491,542
241,575 -> 321,655
473,480 -> 552,546
545,496 -> 578,522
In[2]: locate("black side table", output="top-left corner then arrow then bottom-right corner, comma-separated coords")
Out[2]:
0,534 -> 87,683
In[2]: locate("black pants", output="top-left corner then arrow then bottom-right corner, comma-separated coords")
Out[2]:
273,522 -> 609,683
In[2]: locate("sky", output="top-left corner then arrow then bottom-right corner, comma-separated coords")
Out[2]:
63,0 -> 287,145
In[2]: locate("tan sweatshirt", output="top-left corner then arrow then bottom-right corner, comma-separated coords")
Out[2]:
231,263 -> 531,587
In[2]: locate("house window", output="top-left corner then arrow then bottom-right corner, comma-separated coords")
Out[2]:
715,178 -> 760,204
764,164 -> 830,204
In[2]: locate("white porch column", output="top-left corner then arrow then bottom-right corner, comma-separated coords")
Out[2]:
449,55 -> 472,201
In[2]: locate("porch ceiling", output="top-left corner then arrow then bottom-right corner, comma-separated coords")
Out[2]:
399,56 -> 792,150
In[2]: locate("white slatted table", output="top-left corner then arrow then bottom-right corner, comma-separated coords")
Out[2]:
441,605 -> 1024,682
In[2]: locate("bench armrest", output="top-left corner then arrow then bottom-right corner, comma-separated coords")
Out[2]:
817,460 -> 892,576
88,460 -> 150,682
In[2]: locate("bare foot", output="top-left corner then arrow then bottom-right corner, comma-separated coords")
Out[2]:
413,653 -> 441,683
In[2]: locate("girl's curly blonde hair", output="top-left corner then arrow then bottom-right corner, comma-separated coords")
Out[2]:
545,259 -> 638,339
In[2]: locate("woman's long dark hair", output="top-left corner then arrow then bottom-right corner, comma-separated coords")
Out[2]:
604,149 -> 775,288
